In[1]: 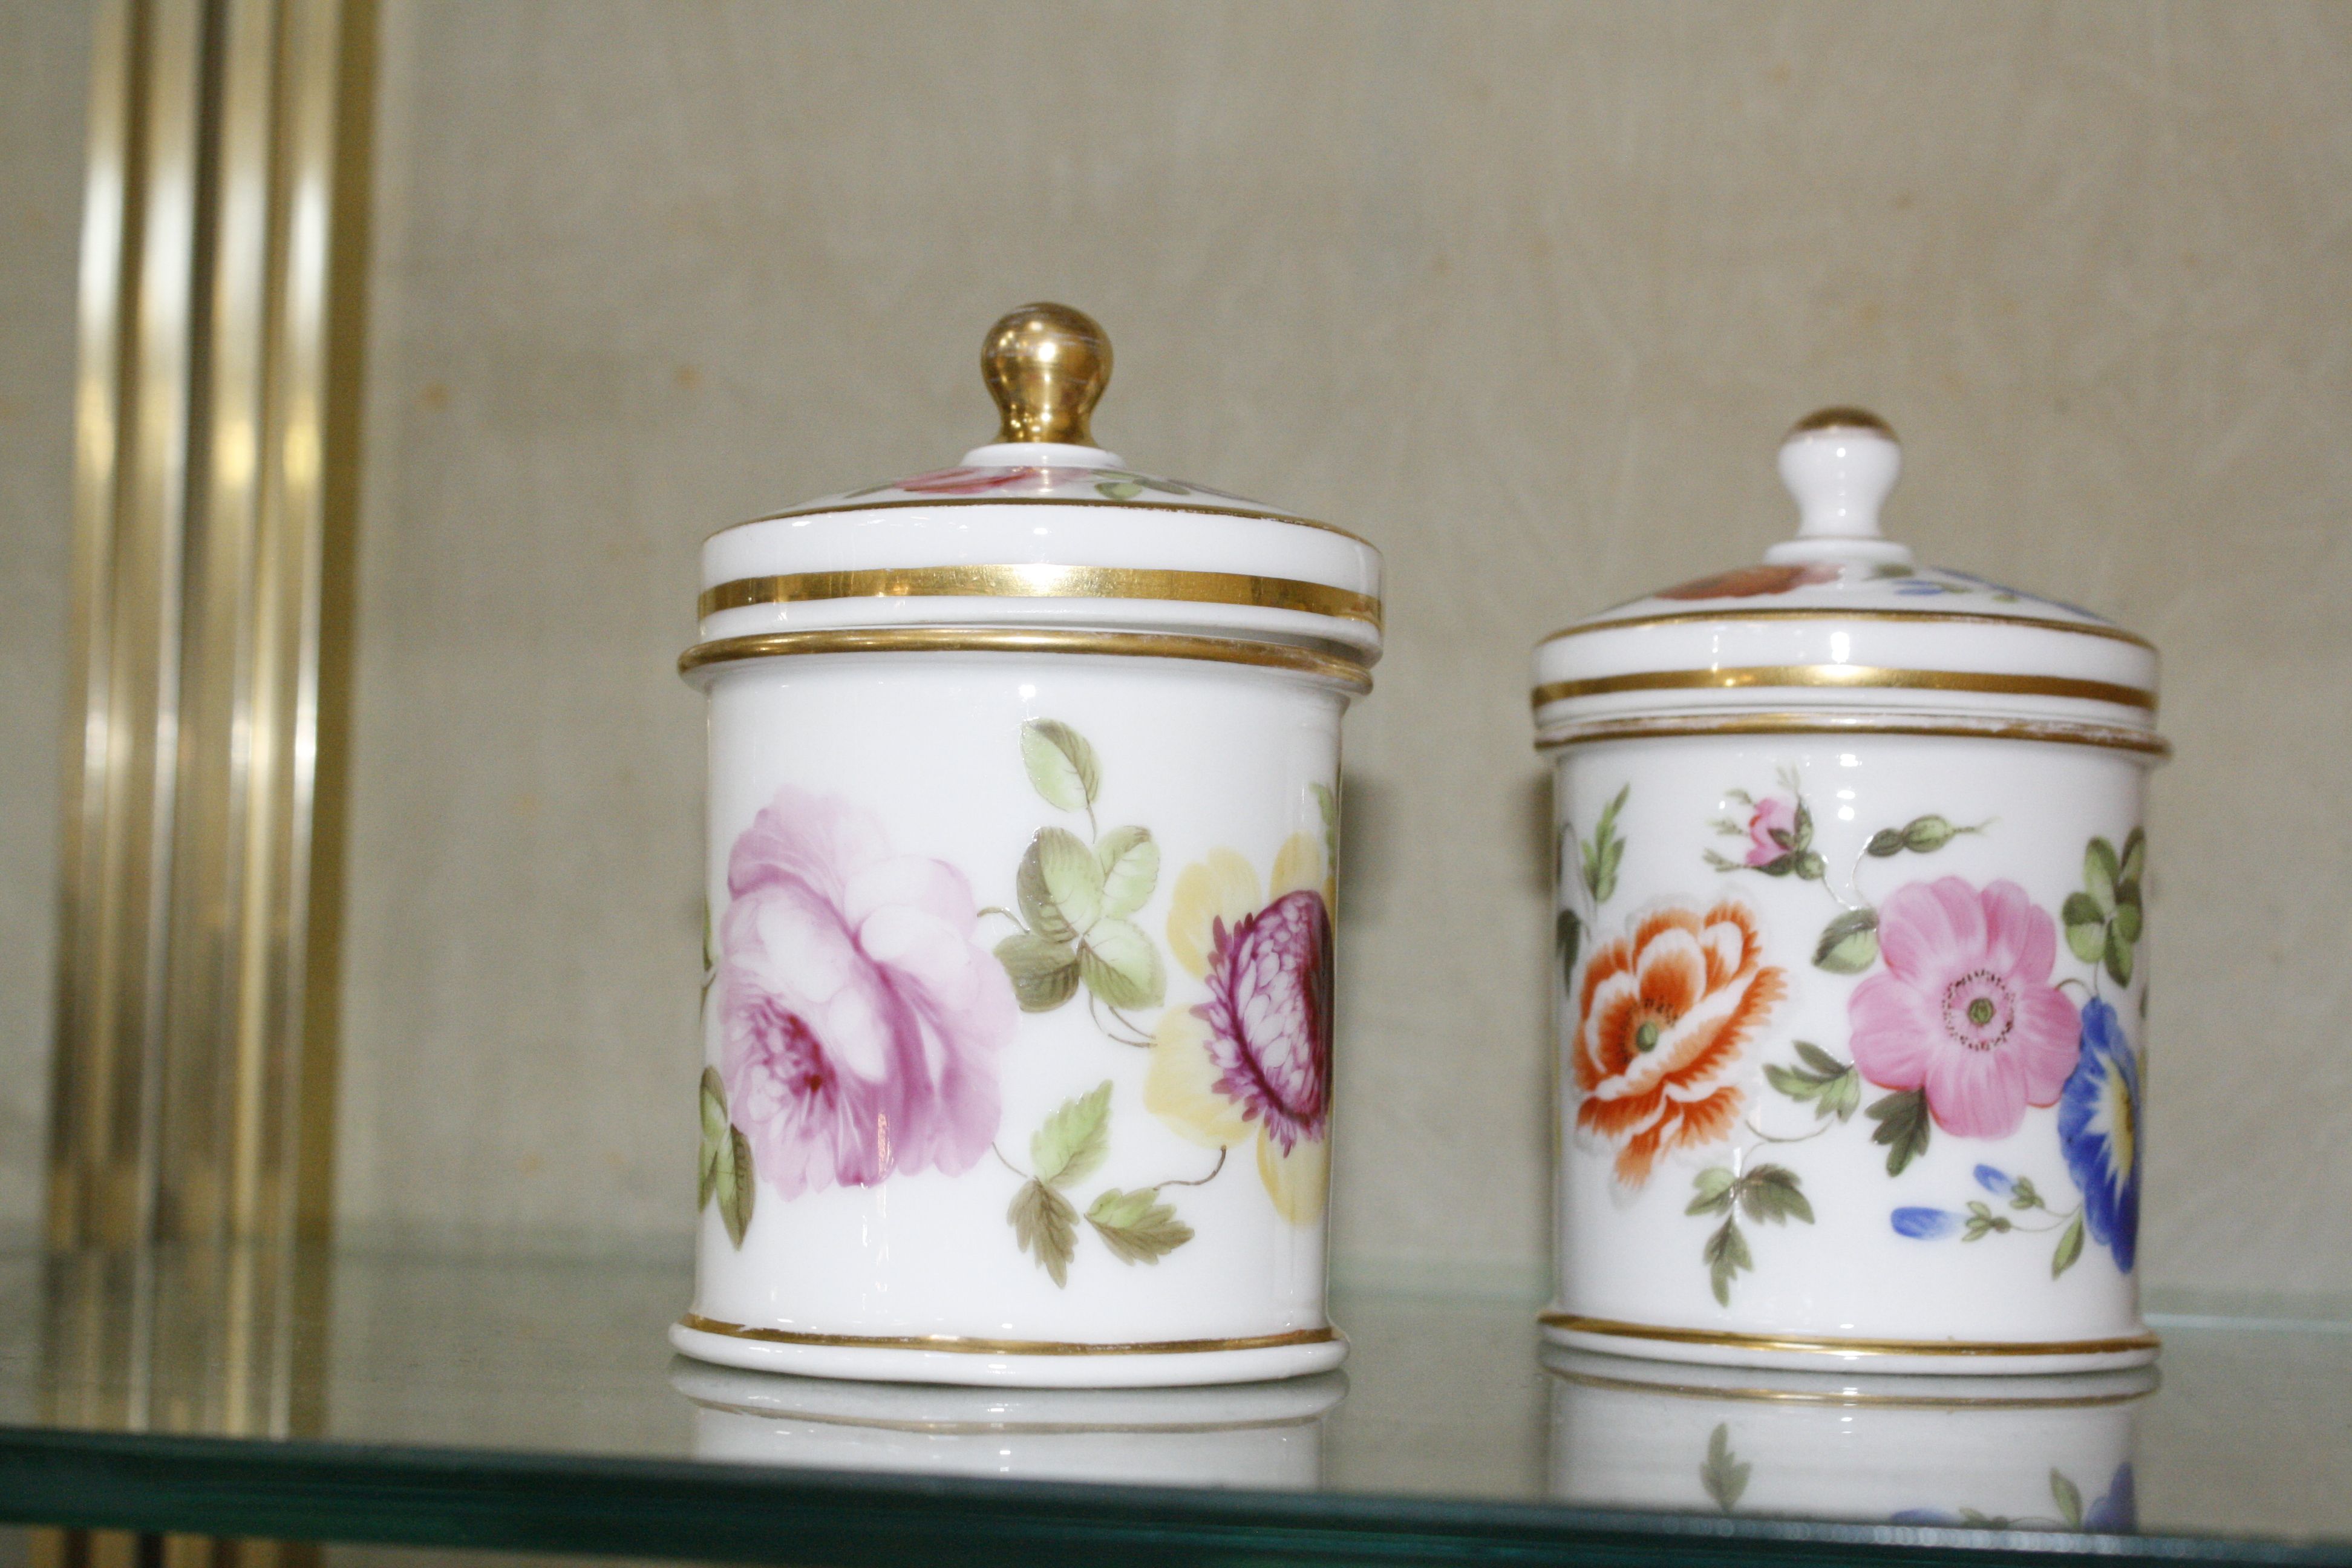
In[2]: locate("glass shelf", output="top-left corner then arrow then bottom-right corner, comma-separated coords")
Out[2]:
2,1239 -> 2349,1565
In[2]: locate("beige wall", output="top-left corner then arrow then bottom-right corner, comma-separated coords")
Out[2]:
0,0 -> 91,1235
8,2 -> 2343,1295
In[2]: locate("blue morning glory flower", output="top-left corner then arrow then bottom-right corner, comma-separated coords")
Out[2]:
1973,1165 -> 2014,1196
2058,999 -> 2141,1272
1892,1207 -> 1961,1240
2083,1464 -> 2137,1532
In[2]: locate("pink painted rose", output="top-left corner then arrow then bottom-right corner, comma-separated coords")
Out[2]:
893,465 -> 1048,495
717,788 -> 1017,1198
1196,889 -> 1333,1155
1745,797 -> 1799,867
1847,877 -> 2080,1139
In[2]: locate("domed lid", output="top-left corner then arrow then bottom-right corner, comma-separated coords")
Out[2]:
1531,409 -> 2164,759
682,304 -> 1381,691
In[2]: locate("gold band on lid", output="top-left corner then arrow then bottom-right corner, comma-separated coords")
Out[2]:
1529,664 -> 2155,712
678,626 -> 1373,691
697,563 -> 1382,627
982,302 -> 1111,445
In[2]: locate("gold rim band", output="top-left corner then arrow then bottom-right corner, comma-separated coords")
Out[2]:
698,564 -> 1381,629
1542,1313 -> 2159,1361
1532,711 -> 2170,759
679,627 -> 1372,690
1539,606 -> 2154,650
1545,1365 -> 2154,1411
681,1399 -> 1326,1435
678,1312 -> 1341,1358
713,494 -> 1371,547
1531,665 -> 2154,711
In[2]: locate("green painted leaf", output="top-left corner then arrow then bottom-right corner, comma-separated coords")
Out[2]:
1687,1166 -> 1736,1217
1009,1178 -> 1079,1287
1095,825 -> 1160,919
1794,1040 -> 1843,1076
2111,900 -> 2143,945
1080,916 -> 1165,1008
1096,480 -> 1145,500
699,1068 -> 727,1210
1814,907 -> 1881,973
995,930 -> 1080,1011
2051,1469 -> 2085,1529
2119,827 -> 2146,887
1584,785 -> 1630,903
1738,1164 -> 1815,1226
1865,827 -> 1906,858
1903,815 -> 1960,853
1031,1080 -> 1113,1189
1556,908 -> 1584,990
1793,850 -> 1826,881
1701,1423 -> 1750,1512
1791,800 -> 1814,852
1021,720 -> 1102,813
2010,1175 -> 2042,1210
1594,783 -> 1629,844
719,1126 -> 754,1248
1018,834 -> 1080,944
2062,892 -> 2109,964
1086,1187 -> 1195,1264
2104,921 -> 2135,988
2053,1213 -> 2086,1278
1866,1088 -> 1932,1175
2085,837 -> 2120,917
1757,852 -> 1799,878
1034,826 -> 1104,934
1704,1217 -> 1753,1306
1826,1068 -> 1861,1122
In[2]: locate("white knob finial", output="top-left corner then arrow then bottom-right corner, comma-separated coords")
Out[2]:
1764,407 -> 1913,566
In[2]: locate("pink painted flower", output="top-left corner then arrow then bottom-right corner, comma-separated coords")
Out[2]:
893,465 -> 1048,495
1847,877 -> 2081,1139
1745,797 -> 1799,867
1196,890 -> 1332,1155
717,788 -> 1018,1198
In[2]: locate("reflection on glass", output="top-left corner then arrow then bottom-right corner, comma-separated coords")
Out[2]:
670,1361 -> 1345,1488
1546,1348 -> 2154,1530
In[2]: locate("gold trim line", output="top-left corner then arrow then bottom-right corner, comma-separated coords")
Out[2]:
678,627 -> 1372,691
699,564 -> 1380,628
1538,606 -> 2154,650
1542,1313 -> 2159,1360
711,494 -> 1371,547
1544,1365 -> 2154,1411
1531,664 -> 2154,711
679,1313 -> 1340,1358
1532,711 -> 2170,759
681,1399 -> 1326,1436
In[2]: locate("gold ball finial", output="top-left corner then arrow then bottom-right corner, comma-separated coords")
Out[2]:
981,302 -> 1111,446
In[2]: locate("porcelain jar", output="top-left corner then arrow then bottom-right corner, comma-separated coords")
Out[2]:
1547,1348 -> 2151,1529
1532,410 -> 2163,1374
673,305 -> 1379,1387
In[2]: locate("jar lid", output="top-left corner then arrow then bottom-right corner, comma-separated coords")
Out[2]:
682,304 -> 1382,690
1531,409 -> 2164,758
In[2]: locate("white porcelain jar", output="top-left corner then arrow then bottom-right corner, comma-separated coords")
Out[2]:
1532,410 -> 2163,1375
673,305 -> 1379,1387
1547,1348 -> 2151,1529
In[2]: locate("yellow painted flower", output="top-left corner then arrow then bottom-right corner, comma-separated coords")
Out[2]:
1145,832 -> 1335,1224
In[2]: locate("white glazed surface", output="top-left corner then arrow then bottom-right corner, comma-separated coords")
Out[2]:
1546,731 -> 2154,1373
672,1362 -> 1342,1484
1547,1350 -> 2148,1527
685,650 -> 1353,1385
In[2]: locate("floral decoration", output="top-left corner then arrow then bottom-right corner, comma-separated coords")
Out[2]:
1147,831 -> 1336,1224
2057,998 -> 2141,1272
995,1080 -> 1210,1287
711,788 -> 1019,1221
1572,899 -> 1786,1188
1892,1464 -> 2135,1532
1848,878 -> 2082,1142
1656,562 -> 1841,600
889,465 -> 1050,495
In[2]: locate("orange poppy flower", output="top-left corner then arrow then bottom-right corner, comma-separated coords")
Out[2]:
1573,899 -> 1786,1187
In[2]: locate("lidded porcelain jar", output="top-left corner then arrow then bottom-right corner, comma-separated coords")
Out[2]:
1532,410 -> 2163,1374
674,305 -> 1378,1387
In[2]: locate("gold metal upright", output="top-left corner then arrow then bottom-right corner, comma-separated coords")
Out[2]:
39,0 -> 373,1557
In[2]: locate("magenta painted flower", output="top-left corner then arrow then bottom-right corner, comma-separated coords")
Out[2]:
893,465 -> 1048,495
1847,877 -> 2081,1139
1148,835 -> 1334,1223
1745,797 -> 1799,867
717,788 -> 1018,1198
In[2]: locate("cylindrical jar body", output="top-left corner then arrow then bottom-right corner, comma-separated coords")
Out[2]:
678,647 -> 1354,1387
1544,730 -> 2156,1373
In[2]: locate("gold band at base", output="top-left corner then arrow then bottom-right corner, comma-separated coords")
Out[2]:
699,564 -> 1381,629
678,1312 -> 1340,1358
1546,1364 -> 2155,1411
1533,711 -> 2169,759
678,627 -> 1372,691
1530,664 -> 2154,711
1541,1313 -> 2160,1361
